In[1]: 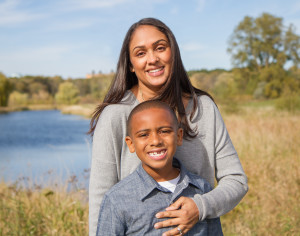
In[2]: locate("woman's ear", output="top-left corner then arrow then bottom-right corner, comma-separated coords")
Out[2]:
130,63 -> 135,72
177,128 -> 183,146
125,136 -> 135,153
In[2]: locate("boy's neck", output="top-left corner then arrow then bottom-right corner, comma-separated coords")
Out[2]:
142,163 -> 180,182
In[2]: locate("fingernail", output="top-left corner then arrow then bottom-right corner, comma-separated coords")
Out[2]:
154,223 -> 159,229
156,213 -> 161,218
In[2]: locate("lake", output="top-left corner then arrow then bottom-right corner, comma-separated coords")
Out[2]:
0,110 -> 91,188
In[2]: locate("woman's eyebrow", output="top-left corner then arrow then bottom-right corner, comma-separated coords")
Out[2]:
152,39 -> 168,46
132,39 -> 168,52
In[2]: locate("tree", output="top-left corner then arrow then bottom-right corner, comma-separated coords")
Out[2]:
0,73 -> 13,106
228,12 -> 300,70
227,13 -> 300,98
55,82 -> 79,105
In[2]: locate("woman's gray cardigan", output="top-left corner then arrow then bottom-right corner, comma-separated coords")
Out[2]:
89,91 -> 248,235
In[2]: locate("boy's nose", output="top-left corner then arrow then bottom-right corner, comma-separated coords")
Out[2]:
149,133 -> 162,146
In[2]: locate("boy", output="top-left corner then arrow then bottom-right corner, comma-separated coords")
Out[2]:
96,100 -> 223,235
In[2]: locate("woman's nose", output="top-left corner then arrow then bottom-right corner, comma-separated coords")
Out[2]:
147,51 -> 158,64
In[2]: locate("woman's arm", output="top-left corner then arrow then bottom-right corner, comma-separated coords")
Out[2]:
155,97 -> 248,234
89,108 -> 123,236
192,100 -> 248,220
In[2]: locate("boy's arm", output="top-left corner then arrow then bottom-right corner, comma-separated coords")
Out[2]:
96,195 -> 125,236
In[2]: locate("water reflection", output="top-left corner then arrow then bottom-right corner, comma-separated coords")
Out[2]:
0,110 -> 91,188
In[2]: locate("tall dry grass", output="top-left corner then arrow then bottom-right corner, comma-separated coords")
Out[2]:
0,182 -> 88,235
221,107 -> 300,235
0,106 -> 299,235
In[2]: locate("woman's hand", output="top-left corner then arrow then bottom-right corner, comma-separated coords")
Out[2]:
154,197 -> 199,236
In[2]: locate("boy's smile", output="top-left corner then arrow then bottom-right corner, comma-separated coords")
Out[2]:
125,107 -> 183,182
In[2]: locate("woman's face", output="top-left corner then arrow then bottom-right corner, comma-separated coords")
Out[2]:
129,25 -> 172,93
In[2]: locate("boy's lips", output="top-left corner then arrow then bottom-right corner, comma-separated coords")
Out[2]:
147,149 -> 167,160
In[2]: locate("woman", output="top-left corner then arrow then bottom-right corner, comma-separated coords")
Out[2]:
89,18 -> 248,236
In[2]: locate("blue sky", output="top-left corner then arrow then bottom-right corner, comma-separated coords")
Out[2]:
1,0 -> 300,79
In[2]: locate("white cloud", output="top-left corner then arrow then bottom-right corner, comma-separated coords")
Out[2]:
0,43 -> 116,78
61,0 -> 132,11
195,0 -> 206,12
1,44 -> 76,64
46,19 -> 95,31
170,6 -> 179,15
181,42 -> 205,52
289,1 -> 300,15
0,0 -> 46,26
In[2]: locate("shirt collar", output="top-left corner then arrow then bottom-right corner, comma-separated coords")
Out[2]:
135,158 -> 203,201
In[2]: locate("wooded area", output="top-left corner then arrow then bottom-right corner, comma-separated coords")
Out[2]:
1,13 -> 299,111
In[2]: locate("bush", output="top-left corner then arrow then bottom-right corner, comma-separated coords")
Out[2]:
0,73 -> 13,106
275,93 -> 300,112
55,82 -> 79,105
8,91 -> 29,106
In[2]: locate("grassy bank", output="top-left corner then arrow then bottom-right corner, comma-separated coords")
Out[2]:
59,104 -> 95,118
0,104 -> 95,118
220,107 -> 300,235
0,105 -> 299,235
0,182 -> 88,235
0,104 -> 58,113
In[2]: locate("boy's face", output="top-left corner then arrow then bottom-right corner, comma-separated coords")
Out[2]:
125,107 -> 183,176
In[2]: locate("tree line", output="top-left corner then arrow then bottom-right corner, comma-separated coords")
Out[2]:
0,12 -> 299,110
0,73 -> 112,107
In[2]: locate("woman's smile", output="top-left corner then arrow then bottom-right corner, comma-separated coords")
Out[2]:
129,25 -> 172,95
147,67 -> 165,77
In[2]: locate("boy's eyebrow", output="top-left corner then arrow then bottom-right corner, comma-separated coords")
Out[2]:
135,129 -> 150,135
132,39 -> 168,52
134,126 -> 174,135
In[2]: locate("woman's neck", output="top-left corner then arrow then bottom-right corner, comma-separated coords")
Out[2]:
130,84 -> 190,109
131,84 -> 159,102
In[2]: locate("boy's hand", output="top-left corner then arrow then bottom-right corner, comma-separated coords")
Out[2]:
154,197 -> 199,236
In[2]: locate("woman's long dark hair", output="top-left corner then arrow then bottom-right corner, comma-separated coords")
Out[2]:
88,18 -> 213,138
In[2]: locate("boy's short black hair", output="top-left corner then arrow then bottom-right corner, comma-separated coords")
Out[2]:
127,100 -> 178,136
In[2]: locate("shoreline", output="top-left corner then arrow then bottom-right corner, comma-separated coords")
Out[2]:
0,104 -> 95,118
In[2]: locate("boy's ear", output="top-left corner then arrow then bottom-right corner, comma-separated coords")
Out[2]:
177,128 -> 183,146
125,136 -> 135,153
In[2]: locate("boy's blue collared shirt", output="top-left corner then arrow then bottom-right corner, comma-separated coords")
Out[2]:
96,159 -> 223,236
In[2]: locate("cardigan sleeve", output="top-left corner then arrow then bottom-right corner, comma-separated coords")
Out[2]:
192,99 -> 248,220
89,107 -> 124,236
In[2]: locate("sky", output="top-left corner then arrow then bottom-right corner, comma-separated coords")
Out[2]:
1,0 -> 300,79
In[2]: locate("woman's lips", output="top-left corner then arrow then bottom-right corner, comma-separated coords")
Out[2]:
147,149 -> 167,160
147,67 -> 164,77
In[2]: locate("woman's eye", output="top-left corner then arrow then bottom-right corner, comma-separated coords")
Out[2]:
136,51 -> 145,57
156,46 -> 166,51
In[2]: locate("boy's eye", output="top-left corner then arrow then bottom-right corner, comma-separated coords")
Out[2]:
138,133 -> 148,137
160,129 -> 172,134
